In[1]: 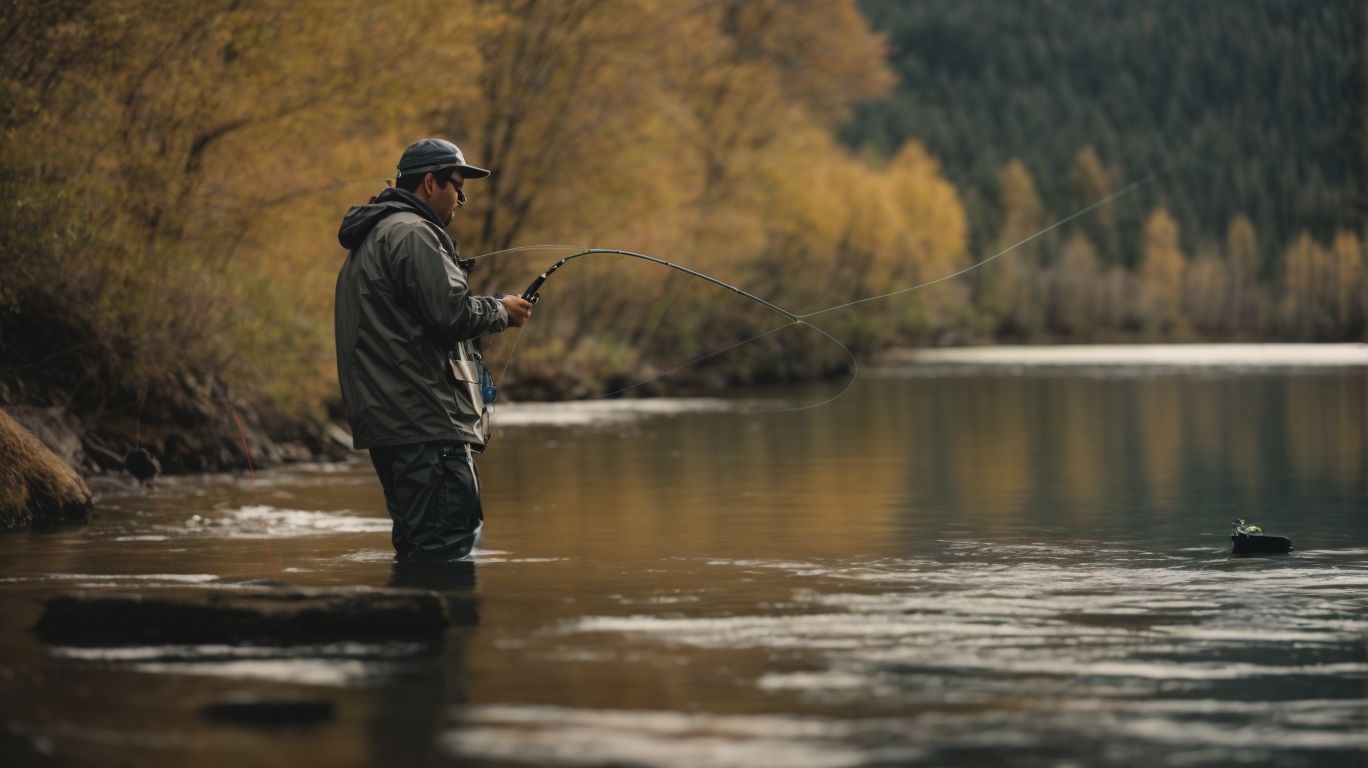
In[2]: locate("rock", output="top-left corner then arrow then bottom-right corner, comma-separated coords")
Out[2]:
3,406 -> 84,469
324,421 -> 358,452
122,448 -> 160,483
0,409 -> 92,528
34,585 -> 453,646
199,694 -> 336,727
122,373 -> 284,474
275,441 -> 314,463
81,437 -> 127,474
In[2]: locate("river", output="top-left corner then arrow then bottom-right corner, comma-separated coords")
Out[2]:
2,347 -> 1366,767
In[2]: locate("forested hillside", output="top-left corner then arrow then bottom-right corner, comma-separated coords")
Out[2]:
846,0 -> 1365,340
1,1 -> 1363,468
2,0 -> 928,443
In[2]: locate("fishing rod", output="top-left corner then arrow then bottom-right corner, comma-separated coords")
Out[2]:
795,172 -> 1157,320
503,169 -> 1159,406
514,174 -> 1158,320
515,249 -> 855,410
520,248 -> 798,323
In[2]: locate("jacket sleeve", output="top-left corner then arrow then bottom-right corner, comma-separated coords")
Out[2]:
391,223 -> 509,345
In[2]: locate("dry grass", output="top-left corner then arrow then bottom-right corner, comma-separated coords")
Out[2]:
0,409 -> 91,527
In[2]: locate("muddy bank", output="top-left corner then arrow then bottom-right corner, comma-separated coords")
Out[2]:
0,355 -> 854,495
2,374 -> 357,493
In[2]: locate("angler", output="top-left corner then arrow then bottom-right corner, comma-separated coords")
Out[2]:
335,138 -> 533,561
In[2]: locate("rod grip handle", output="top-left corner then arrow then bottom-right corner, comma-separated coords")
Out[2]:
521,275 -> 545,304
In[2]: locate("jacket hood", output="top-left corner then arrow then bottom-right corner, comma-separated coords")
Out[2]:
338,188 -> 448,251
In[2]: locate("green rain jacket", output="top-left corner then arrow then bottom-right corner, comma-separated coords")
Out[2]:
335,188 -> 508,450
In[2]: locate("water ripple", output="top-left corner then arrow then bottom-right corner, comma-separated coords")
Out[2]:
553,549 -> 1368,763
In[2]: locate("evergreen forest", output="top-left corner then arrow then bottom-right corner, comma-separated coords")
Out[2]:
846,0 -> 1365,341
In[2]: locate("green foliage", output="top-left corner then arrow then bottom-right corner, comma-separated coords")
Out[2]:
842,0 -> 1364,342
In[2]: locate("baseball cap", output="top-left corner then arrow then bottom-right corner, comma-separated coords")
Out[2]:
395,138 -> 491,180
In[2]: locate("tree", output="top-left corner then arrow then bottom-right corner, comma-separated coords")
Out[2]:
1069,145 -> 1122,266
1224,214 -> 1260,333
978,159 -> 1046,337
1184,247 -> 1231,335
1047,234 -> 1100,336
1138,207 -> 1188,334
1329,230 -> 1365,336
1281,232 -> 1328,338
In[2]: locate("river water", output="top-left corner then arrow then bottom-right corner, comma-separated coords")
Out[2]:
2,352 -> 1366,767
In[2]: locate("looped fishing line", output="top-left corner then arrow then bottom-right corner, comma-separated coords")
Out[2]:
470,244 -> 589,263
480,246 -> 853,411
796,173 -> 1157,320
479,170 -> 1157,411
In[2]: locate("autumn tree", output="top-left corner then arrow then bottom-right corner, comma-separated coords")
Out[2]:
1282,229 -> 1366,339
1138,207 -> 1188,335
1224,214 -> 1261,334
1046,234 -> 1101,336
1069,146 -> 1122,267
445,0 -> 910,390
978,159 -> 1046,337
1329,230 -> 1365,336
0,0 -> 487,416
1183,245 -> 1231,335
1281,232 -> 1328,338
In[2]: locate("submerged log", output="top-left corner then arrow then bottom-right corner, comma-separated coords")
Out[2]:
35,586 -> 454,646
199,695 -> 337,727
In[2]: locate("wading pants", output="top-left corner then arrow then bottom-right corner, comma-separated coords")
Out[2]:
368,440 -> 483,560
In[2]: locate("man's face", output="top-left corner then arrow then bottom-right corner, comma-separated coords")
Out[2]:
427,171 -> 465,226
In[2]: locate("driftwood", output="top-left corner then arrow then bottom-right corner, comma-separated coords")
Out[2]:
199,695 -> 337,727
34,586 -> 458,646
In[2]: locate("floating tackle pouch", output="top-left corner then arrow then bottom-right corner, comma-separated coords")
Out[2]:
1230,518 -> 1292,555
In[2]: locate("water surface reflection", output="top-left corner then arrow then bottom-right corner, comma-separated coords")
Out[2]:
0,367 -> 1364,766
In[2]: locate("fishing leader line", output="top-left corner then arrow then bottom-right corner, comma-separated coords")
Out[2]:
473,169 -> 1157,409
795,172 -> 1157,320
589,319 -> 860,413
512,247 -> 859,411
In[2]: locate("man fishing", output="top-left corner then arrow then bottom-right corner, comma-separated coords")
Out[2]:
335,138 -> 533,561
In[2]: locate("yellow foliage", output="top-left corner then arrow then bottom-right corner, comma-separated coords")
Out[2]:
1048,234 -> 1101,335
1329,230 -> 1364,329
1,0 -> 973,415
996,160 -> 1046,247
1069,146 -> 1113,227
1281,229 -> 1364,339
1139,207 -> 1187,333
1281,232 -> 1322,337
1183,252 -> 1231,335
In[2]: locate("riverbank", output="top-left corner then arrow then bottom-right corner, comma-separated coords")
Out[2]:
1,379 -> 356,492
7,343 -> 1366,490
877,343 -> 1368,368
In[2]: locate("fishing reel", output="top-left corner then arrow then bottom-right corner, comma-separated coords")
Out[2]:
520,275 -> 545,305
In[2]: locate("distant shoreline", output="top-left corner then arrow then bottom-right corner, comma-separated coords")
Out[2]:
877,343 -> 1368,368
